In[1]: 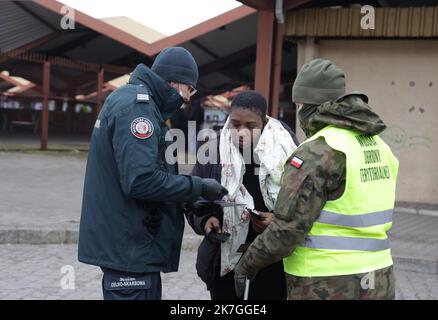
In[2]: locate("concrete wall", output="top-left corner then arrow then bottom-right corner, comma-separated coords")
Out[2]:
297,39 -> 438,205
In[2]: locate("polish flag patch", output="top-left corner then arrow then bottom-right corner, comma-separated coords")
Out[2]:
290,156 -> 304,169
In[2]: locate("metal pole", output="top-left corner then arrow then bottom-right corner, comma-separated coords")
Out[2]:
254,10 -> 274,106
66,92 -> 75,134
96,67 -> 104,118
270,22 -> 285,118
244,278 -> 250,300
40,61 -> 50,150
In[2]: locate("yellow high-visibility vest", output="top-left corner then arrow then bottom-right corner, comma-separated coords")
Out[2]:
283,125 -> 399,277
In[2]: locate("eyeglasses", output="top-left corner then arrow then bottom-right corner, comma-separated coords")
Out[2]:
175,83 -> 197,98
189,85 -> 197,97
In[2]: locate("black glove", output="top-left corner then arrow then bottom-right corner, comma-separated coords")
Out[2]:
201,178 -> 228,201
187,200 -> 222,217
207,231 -> 230,244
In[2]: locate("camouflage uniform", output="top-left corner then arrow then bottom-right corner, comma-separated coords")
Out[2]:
235,93 -> 396,300
286,266 -> 395,300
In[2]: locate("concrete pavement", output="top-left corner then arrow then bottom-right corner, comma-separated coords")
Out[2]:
0,151 -> 201,249
0,244 -> 209,300
1,244 -> 437,300
1,151 -> 438,299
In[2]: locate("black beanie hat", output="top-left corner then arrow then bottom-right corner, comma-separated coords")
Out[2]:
151,47 -> 198,88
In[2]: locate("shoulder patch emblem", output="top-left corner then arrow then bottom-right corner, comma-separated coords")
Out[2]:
130,117 -> 154,139
137,93 -> 149,102
290,156 -> 304,169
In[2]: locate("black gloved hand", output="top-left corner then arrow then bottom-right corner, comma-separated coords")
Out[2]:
207,231 -> 230,244
201,178 -> 228,201
187,200 -> 222,217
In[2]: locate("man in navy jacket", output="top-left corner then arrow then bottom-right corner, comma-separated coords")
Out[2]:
78,47 -> 227,300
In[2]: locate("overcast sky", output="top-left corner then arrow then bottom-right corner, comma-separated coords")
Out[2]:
58,0 -> 242,35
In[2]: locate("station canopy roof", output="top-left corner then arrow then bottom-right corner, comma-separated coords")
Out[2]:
238,0 -> 438,10
2,0 -> 437,100
0,0 -> 266,99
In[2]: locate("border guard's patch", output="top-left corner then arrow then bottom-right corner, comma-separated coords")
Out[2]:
131,117 -> 154,139
137,93 -> 149,102
136,84 -> 150,103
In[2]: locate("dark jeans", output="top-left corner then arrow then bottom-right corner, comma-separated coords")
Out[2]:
101,267 -> 162,300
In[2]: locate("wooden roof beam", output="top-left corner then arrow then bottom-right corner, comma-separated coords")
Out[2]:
33,0 -> 256,57
0,32 -> 61,64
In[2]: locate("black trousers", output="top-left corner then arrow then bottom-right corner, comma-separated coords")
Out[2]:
101,267 -> 162,300
210,261 -> 287,300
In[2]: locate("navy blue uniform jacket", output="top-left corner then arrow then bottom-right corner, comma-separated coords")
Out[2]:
78,64 -> 203,273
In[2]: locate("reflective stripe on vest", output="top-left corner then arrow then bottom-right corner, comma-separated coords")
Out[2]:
303,235 -> 390,251
317,209 -> 393,228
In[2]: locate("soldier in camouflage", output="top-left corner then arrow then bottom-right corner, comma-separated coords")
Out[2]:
234,59 -> 397,300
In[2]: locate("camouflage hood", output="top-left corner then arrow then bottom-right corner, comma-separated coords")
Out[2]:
302,92 -> 387,137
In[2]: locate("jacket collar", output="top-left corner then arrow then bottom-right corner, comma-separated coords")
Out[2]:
129,63 -> 183,121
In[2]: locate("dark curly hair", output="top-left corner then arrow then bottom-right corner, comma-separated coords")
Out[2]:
230,90 -> 267,119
